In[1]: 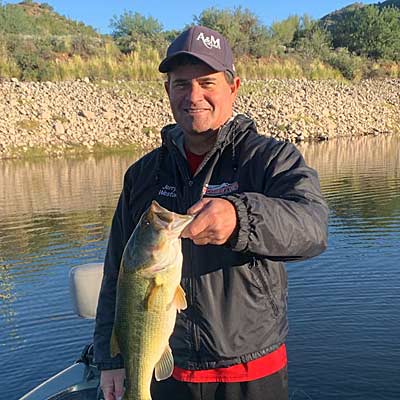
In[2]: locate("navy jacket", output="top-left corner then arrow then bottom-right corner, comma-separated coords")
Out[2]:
94,114 -> 329,370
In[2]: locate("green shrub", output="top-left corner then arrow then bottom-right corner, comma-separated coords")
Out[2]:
193,6 -> 273,57
293,18 -> 332,59
325,48 -> 363,80
328,5 -> 400,61
110,11 -> 167,55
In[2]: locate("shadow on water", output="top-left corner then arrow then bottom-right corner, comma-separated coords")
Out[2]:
0,135 -> 399,399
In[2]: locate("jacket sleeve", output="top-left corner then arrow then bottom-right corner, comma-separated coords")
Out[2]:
93,170 -> 134,370
225,141 -> 328,261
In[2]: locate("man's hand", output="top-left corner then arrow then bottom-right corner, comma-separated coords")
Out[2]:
100,368 -> 125,400
181,198 -> 237,245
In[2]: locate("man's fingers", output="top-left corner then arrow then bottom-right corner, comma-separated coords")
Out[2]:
186,198 -> 210,215
100,385 -> 114,400
181,200 -> 209,238
182,198 -> 237,245
100,369 -> 125,400
192,228 -> 227,245
114,380 -> 125,400
101,386 -> 124,400
182,211 -> 212,239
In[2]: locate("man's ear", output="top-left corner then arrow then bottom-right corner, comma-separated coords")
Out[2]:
164,80 -> 170,96
233,76 -> 240,91
231,76 -> 240,99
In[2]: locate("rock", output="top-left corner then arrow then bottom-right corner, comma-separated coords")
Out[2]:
103,111 -> 116,120
9,99 -> 18,107
0,78 -> 399,159
40,111 -> 52,120
54,122 -> 65,135
79,110 -> 95,120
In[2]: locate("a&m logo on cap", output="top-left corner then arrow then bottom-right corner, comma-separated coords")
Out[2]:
196,32 -> 221,50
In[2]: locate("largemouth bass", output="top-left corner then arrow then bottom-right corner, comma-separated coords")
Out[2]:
110,201 -> 193,400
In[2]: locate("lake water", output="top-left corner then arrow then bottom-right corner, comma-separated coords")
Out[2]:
1,135 -> 399,400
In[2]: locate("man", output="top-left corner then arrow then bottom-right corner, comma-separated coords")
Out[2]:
94,25 -> 328,400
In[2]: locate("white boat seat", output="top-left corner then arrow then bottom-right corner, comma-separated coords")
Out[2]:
69,263 -> 104,319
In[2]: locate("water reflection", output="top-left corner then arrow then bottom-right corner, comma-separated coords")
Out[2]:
0,153 -> 143,266
299,135 -> 400,225
1,136 -> 398,262
0,153 -> 145,216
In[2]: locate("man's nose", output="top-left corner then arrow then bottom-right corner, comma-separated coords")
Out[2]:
187,82 -> 204,103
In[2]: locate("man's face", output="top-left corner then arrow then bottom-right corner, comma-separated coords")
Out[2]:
165,62 -> 240,136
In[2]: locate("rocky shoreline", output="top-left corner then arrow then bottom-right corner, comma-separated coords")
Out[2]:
0,78 -> 399,159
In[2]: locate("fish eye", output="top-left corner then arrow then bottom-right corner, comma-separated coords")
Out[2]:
142,217 -> 151,226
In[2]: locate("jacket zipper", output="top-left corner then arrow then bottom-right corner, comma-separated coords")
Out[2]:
190,152 -> 222,353
186,179 -> 201,352
172,141 -> 223,354
173,147 -> 201,353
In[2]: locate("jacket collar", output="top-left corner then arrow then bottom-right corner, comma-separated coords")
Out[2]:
160,114 -> 256,154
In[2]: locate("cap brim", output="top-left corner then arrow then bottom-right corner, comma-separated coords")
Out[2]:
159,51 -> 227,73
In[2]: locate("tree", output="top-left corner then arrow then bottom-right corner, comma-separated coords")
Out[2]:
331,5 -> 400,60
293,17 -> 332,58
193,7 -> 273,57
270,15 -> 300,49
110,11 -> 166,54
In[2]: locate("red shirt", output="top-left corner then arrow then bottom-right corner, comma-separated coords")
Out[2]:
178,147 -> 288,382
173,344 -> 287,383
185,147 -> 206,175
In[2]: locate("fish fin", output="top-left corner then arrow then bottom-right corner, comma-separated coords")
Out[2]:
173,284 -> 187,313
110,329 -> 120,357
154,345 -> 174,381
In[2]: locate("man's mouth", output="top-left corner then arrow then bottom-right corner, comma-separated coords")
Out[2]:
185,108 -> 209,114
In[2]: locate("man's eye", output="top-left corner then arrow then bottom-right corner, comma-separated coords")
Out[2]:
174,82 -> 187,88
201,82 -> 214,88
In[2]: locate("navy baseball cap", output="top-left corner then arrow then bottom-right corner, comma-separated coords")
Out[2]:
159,25 -> 235,75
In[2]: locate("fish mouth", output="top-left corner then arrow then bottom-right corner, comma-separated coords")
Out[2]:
150,202 -> 193,234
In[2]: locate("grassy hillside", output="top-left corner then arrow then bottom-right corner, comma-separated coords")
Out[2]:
320,1 -> 400,62
321,0 -> 400,26
377,0 -> 400,8
321,2 -> 366,26
0,1 -> 118,80
0,1 -> 99,36
0,1 -> 399,81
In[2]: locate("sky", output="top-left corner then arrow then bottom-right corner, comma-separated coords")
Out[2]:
4,0 -> 377,34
